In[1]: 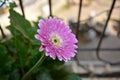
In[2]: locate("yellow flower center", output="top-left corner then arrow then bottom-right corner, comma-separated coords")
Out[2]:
50,34 -> 62,46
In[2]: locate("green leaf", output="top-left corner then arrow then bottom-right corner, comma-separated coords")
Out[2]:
0,45 -> 13,78
9,69 -> 20,80
42,57 -> 64,70
15,38 -> 28,68
10,2 -> 17,9
26,48 -> 42,68
36,70 -> 53,80
49,66 -> 80,80
64,73 -> 80,80
9,8 -> 33,41
0,75 -> 9,80
0,44 -> 7,54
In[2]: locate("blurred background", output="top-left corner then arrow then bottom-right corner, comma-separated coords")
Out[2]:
0,0 -> 120,80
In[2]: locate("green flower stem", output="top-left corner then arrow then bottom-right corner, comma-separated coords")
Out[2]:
22,53 -> 45,80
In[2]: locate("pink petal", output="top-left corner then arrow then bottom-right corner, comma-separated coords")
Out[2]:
39,45 -> 45,51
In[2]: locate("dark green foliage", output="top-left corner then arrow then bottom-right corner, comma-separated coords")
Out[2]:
0,3 -> 80,80
0,45 -> 14,80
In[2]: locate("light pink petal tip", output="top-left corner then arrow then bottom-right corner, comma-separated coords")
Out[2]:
39,45 -> 45,51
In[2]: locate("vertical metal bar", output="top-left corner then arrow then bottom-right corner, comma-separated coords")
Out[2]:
96,0 -> 117,63
0,24 -> 6,38
117,31 -> 120,38
74,0 -> 90,73
0,0 -> 6,7
48,0 -> 52,17
19,0 -> 25,18
117,17 -> 120,38
76,0 -> 82,39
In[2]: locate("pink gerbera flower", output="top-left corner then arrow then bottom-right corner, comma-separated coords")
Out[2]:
35,17 -> 78,62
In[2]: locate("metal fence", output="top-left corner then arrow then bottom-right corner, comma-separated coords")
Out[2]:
74,0 -> 120,78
